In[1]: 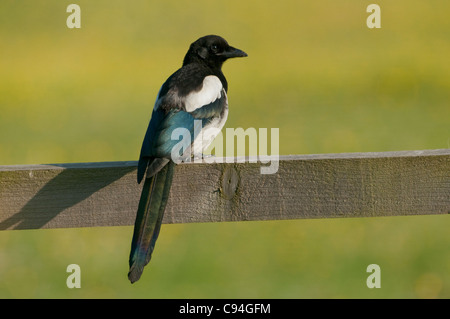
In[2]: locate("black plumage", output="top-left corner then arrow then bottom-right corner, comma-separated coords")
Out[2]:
128,35 -> 247,283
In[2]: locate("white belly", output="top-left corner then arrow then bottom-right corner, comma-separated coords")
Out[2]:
191,99 -> 228,156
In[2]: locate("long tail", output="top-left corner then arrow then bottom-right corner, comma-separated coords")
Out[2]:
128,161 -> 175,283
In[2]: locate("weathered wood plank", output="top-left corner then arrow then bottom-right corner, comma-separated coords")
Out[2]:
0,149 -> 449,230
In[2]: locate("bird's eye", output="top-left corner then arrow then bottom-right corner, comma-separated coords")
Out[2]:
211,44 -> 219,53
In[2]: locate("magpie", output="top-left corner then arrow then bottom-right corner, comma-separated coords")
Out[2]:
128,35 -> 247,283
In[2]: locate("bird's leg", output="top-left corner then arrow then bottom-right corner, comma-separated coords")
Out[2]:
192,153 -> 215,161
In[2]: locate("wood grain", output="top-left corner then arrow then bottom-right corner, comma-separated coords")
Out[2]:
0,149 -> 449,230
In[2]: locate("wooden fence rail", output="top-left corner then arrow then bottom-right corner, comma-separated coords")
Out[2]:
0,149 -> 449,231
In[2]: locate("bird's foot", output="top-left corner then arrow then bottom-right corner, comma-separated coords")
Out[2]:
192,153 -> 215,161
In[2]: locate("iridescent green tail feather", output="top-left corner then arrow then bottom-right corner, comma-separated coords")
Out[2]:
128,161 -> 174,283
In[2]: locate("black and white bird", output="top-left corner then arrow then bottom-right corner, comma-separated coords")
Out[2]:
128,35 -> 247,283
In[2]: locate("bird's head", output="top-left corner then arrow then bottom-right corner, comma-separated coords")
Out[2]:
183,35 -> 247,69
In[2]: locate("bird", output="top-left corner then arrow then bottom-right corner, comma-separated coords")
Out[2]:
128,35 -> 247,283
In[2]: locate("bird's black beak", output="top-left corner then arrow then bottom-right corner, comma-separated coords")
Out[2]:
222,46 -> 248,59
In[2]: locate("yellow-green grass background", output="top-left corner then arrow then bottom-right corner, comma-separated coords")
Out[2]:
0,1 -> 449,298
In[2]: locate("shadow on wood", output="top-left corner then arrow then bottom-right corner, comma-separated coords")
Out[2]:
0,164 -> 137,230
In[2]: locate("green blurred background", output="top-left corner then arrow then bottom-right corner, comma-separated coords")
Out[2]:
0,0 -> 449,298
